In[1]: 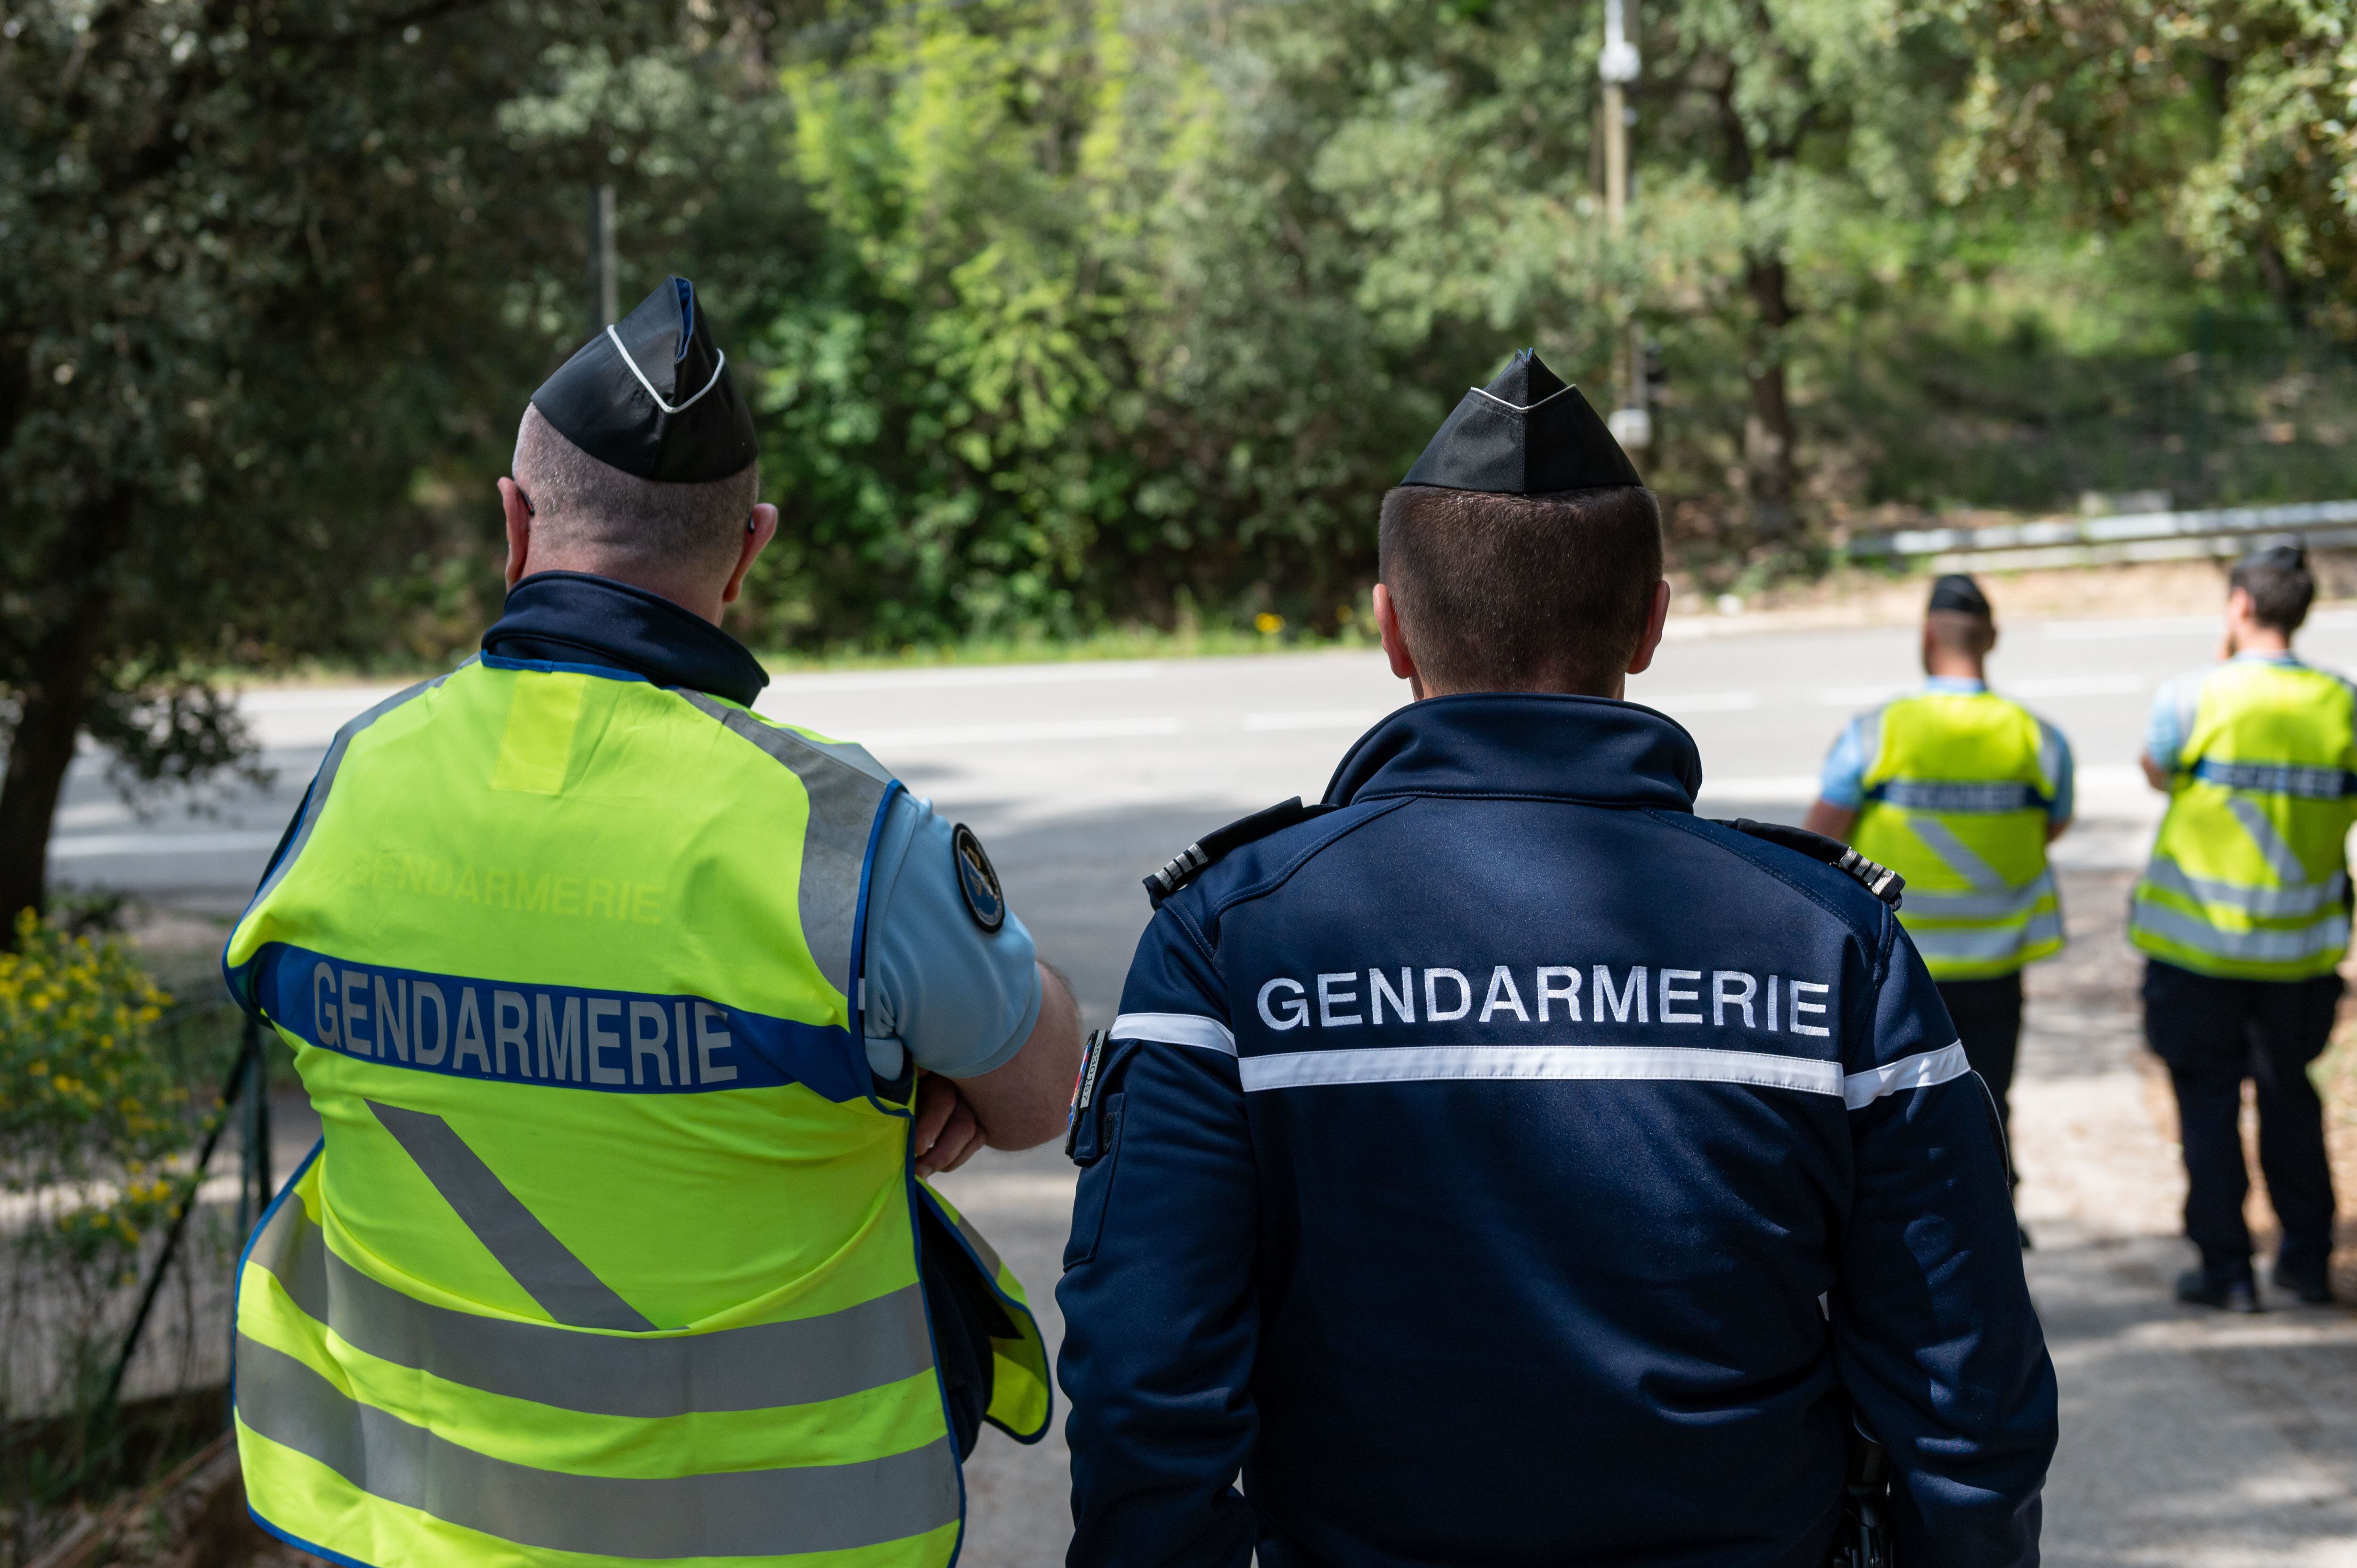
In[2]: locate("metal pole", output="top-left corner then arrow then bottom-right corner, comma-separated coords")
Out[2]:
1601,0 -> 1649,449
588,184 -> 618,336
103,1021 -> 259,1414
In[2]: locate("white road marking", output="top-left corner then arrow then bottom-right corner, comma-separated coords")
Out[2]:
858,716 -> 1185,748
2009,674 -> 2150,697
762,662 -> 1165,697
1818,684 -> 1911,707
1694,775 -> 1823,803
1646,691 -> 1763,712
1243,709 -> 1384,732
50,830 -> 284,859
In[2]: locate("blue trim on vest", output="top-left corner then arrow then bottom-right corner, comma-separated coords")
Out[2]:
1861,779 -> 2052,814
2189,758 -> 2357,799
478,651 -> 653,684
857,779 -> 915,1116
248,943 -> 874,1102
233,1142 -> 367,1567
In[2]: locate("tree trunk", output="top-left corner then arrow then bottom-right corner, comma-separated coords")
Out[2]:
0,489 -> 134,941
1743,252 -> 1799,539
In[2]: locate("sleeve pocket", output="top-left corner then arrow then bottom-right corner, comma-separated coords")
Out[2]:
1063,1098 -> 1123,1271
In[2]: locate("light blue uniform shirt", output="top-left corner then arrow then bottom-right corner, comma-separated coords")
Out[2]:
860,793 -> 1042,1080
2144,651 -> 2307,773
1819,676 -> 2075,821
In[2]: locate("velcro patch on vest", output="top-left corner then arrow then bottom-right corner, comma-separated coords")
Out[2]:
249,942 -> 872,1101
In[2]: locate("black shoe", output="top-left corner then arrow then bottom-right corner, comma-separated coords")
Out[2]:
2272,1260 -> 2335,1305
2176,1269 -> 2262,1313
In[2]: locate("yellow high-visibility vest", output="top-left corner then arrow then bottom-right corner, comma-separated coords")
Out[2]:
222,655 -> 1048,1568
1850,690 -> 2065,980
2131,657 -> 2357,980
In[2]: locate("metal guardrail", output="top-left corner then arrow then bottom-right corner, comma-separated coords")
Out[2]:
1844,500 -> 2357,572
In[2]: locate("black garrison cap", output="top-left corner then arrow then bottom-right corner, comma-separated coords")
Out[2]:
529,276 -> 758,484
1927,573 -> 1992,617
1400,348 -> 1643,493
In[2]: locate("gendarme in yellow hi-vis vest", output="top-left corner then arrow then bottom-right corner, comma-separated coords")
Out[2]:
222,653 -> 1049,1568
1850,690 -> 2066,980
2131,656 -> 2357,980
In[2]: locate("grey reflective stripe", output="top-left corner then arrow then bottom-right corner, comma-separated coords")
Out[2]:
1904,817 -> 2009,893
677,694 -> 892,1001
2193,759 -> 2357,799
1868,780 -> 2047,814
2220,794 -> 2315,887
2036,722 -> 2068,810
236,1336 -> 959,1557
252,664 -> 469,910
2140,855 -> 2349,918
366,1102 -> 654,1332
248,1195 -> 933,1416
1903,871 -> 2056,921
2132,901 -> 2352,962
1907,911 -> 2064,962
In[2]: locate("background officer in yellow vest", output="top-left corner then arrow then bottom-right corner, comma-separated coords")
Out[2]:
1806,574 -> 2073,1240
2133,541 -> 2346,1312
222,276 -> 1081,1567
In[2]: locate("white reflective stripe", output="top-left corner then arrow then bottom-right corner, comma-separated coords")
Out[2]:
1109,1011 -> 1237,1055
606,325 -> 728,415
2220,794 -> 2313,885
2133,902 -> 2352,962
1903,874 -> 2055,921
1906,911 -> 2063,961
1841,1042 -> 1971,1109
1904,817 -> 2008,892
2141,855 -> 2347,918
1237,1045 -> 1841,1097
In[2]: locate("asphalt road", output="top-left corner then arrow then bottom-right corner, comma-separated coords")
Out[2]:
53,606 -> 2357,1564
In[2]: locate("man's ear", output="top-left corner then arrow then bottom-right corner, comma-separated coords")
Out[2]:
723,503 -> 780,607
1623,580 -> 1673,676
498,478 -> 534,590
1373,582 -> 1422,694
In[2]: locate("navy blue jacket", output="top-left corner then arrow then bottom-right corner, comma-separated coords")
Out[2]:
1058,695 -> 2056,1568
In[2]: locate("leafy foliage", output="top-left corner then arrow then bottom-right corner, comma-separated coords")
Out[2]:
0,911 -> 182,1279
4,0 -> 2357,914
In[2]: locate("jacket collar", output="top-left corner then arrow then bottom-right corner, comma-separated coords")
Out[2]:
1323,693 -> 1702,810
480,571 -> 771,708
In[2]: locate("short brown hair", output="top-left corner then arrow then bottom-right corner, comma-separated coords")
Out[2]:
1377,484 -> 1664,694
513,404 -> 758,579
2230,553 -> 2314,633
1926,609 -> 1997,658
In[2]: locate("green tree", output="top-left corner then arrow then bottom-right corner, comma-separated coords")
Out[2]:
1931,0 -> 2357,333
0,0 -> 694,930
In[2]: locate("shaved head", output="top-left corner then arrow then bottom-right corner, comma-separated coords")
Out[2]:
512,404 -> 757,581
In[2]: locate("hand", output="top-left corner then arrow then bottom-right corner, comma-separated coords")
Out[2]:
913,1072 -> 986,1176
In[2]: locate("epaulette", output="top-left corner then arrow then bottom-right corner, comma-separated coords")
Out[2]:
1716,818 -> 1905,908
1144,796 -> 1336,908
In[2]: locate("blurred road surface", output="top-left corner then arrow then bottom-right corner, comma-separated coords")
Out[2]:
56,607 -> 2357,1564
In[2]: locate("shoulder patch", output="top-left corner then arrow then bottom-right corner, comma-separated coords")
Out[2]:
950,823 -> 1006,933
1144,796 -> 1336,908
1716,817 -> 1905,908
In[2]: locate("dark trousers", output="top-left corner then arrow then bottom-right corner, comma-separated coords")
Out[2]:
2141,960 -> 2341,1281
1938,973 -> 2022,1189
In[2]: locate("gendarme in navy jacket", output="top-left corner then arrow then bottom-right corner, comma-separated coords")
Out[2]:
1058,694 -> 2057,1568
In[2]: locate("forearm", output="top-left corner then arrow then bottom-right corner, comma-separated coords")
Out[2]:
948,961 -> 1082,1149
